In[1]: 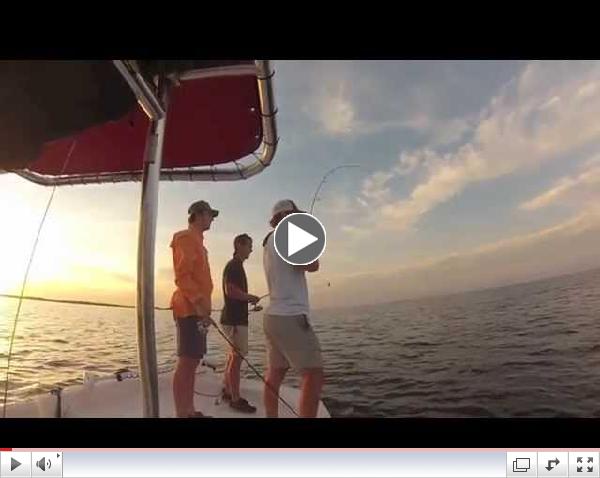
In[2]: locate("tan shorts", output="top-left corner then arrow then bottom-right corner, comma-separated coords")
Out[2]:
263,314 -> 323,371
222,325 -> 248,357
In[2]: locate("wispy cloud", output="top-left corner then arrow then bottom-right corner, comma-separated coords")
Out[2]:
353,61 -> 600,232
314,82 -> 356,135
303,61 -> 477,144
360,170 -> 395,204
313,206 -> 600,308
520,157 -> 600,211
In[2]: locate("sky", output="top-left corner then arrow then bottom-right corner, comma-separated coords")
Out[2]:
1,60 -> 600,310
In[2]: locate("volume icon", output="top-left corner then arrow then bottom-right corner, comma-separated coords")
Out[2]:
36,457 -> 51,471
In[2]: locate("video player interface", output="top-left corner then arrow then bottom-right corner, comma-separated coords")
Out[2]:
0,450 -> 598,478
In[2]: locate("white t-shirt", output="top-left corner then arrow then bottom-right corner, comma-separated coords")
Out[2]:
263,232 -> 310,316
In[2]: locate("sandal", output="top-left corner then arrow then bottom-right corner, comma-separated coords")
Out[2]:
229,397 -> 257,414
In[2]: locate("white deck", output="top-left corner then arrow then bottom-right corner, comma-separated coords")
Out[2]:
4,367 -> 330,418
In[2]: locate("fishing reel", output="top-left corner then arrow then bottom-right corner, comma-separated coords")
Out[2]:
249,293 -> 268,313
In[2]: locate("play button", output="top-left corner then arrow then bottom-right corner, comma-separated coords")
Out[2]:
288,222 -> 318,256
1,452 -> 31,476
274,212 -> 326,265
11,459 -> 21,471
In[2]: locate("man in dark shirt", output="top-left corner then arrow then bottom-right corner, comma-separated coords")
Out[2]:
221,233 -> 260,413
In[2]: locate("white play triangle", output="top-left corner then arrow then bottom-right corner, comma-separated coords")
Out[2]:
288,221 -> 318,256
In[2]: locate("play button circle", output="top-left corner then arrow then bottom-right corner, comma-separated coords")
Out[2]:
274,213 -> 326,265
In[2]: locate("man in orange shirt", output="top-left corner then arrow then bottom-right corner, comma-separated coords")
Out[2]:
171,200 -> 218,418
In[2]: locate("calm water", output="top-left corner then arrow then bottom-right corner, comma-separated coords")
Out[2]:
2,267 -> 600,417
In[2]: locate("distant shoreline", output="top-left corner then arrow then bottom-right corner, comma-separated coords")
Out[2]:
2,266 -> 599,314
0,294 -> 172,311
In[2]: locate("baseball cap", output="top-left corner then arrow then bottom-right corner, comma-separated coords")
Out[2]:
271,199 -> 303,219
188,200 -> 219,218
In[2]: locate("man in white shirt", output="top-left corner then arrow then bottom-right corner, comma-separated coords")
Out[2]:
262,199 -> 324,418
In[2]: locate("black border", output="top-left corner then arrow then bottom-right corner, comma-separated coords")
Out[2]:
2,419 -> 600,447
3,13 -> 600,60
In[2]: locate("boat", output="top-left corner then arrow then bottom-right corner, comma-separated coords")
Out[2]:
3,365 -> 330,418
0,60 -> 330,418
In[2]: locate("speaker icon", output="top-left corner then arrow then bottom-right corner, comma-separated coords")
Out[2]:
35,457 -> 51,471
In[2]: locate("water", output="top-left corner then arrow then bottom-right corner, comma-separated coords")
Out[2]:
2,267 -> 600,417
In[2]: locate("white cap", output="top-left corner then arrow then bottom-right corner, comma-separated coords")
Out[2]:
271,199 -> 302,218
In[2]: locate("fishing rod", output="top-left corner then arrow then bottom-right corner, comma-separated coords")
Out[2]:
2,142 -> 77,418
309,164 -> 360,215
307,164 -> 360,289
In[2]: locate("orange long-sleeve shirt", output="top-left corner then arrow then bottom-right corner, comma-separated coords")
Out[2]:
170,227 -> 213,319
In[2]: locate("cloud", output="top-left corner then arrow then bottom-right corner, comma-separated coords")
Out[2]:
302,61 -> 477,144
353,61 -> 600,232
312,206 -> 600,309
520,159 -> 600,211
360,170 -> 395,204
315,194 -> 355,216
313,95 -> 474,146
339,224 -> 371,239
315,83 -> 356,135
429,116 -> 474,147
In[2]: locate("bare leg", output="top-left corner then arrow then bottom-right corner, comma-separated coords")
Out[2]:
223,353 -> 232,396
229,354 -> 243,402
264,367 -> 287,418
173,356 -> 200,417
299,368 -> 324,418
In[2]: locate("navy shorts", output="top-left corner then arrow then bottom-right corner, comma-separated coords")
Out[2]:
175,316 -> 207,359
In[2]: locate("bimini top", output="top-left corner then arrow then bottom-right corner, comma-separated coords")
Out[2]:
0,60 -> 277,185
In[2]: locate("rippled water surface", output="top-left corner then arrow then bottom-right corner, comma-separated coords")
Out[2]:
2,268 -> 600,417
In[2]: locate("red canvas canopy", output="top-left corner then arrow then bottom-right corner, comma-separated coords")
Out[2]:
0,60 -> 277,185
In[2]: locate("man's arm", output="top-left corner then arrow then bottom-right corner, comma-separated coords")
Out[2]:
223,262 -> 259,303
225,282 -> 259,303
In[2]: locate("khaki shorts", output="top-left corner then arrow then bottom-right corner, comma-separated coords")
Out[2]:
222,325 -> 249,357
263,314 -> 323,371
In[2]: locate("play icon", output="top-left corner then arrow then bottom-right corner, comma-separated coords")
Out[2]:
288,222 -> 318,256
274,212 -> 326,265
1,452 -> 31,476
